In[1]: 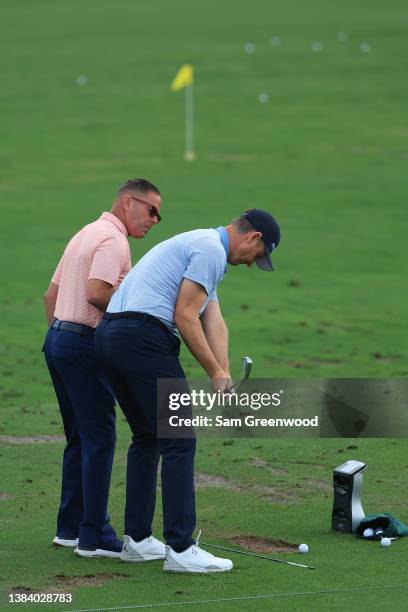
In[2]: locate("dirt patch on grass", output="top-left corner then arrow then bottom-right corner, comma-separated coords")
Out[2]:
53,573 -> 130,588
195,472 -> 241,492
301,478 -> 331,492
291,460 -> 325,470
0,434 -> 65,445
195,471 -> 300,503
0,492 -> 12,500
254,485 -> 302,503
250,457 -> 288,475
10,573 -> 130,594
231,535 -> 298,554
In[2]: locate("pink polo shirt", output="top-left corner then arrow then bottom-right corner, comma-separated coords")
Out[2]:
52,212 -> 131,328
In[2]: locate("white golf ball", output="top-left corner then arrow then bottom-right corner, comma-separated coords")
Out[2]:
360,42 -> 371,53
77,75 -> 88,86
270,36 -> 281,47
312,42 -> 323,53
258,93 -> 269,104
298,543 -> 309,554
244,43 -> 256,54
380,537 -> 391,547
363,527 -> 374,538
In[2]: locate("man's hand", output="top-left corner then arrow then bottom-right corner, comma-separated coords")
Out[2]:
210,368 -> 233,393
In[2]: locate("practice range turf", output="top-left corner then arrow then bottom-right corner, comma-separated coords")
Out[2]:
1,0 -> 407,610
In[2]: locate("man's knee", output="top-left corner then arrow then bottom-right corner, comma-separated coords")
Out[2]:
160,436 -> 196,457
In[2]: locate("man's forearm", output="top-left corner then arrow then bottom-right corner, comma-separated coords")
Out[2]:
43,282 -> 59,326
176,312 -> 223,377
87,291 -> 114,313
86,279 -> 115,313
203,321 -> 229,374
44,297 -> 56,325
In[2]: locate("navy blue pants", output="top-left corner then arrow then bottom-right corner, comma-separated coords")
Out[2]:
43,326 -> 118,548
94,315 -> 196,552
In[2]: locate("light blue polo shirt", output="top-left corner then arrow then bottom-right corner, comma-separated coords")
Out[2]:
107,227 -> 228,332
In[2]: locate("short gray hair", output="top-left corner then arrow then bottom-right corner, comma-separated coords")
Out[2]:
117,178 -> 161,197
231,215 -> 255,234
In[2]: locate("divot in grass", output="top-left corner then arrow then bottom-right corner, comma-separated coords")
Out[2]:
53,573 -> 131,588
10,573 -> 131,595
231,535 -> 298,554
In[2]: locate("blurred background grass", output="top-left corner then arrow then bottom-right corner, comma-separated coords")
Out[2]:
1,0 -> 407,412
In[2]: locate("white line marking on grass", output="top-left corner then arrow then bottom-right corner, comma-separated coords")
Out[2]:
62,584 -> 408,612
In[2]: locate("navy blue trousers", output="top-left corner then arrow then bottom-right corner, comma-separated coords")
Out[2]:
94,316 -> 196,552
43,327 -> 118,548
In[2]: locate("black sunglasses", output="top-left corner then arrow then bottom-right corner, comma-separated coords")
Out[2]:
130,196 -> 161,223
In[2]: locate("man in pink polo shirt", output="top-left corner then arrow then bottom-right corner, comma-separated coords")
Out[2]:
43,178 -> 163,558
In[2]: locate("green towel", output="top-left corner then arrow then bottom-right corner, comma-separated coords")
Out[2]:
356,513 -> 408,539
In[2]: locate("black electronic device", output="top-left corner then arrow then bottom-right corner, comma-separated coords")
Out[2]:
332,460 -> 366,533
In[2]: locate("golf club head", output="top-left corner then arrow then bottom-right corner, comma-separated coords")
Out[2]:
242,356 -> 252,380
230,356 -> 253,392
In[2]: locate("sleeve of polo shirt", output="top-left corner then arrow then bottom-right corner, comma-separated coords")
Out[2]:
89,236 -> 127,287
183,238 -> 225,296
208,288 -> 218,303
51,257 -> 64,286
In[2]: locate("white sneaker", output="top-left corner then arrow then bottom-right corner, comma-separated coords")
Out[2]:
74,546 -> 122,559
52,536 -> 79,547
74,538 -> 123,558
163,544 -> 233,573
120,535 -> 166,562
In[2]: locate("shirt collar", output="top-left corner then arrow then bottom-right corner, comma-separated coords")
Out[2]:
100,212 -> 128,236
215,226 -> 229,261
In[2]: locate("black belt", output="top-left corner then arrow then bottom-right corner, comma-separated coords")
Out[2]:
51,319 -> 95,336
103,311 -> 172,335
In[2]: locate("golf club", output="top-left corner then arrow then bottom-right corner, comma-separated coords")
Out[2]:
230,356 -> 252,392
201,541 -> 315,570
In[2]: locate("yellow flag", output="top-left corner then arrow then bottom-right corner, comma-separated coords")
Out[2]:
171,64 -> 194,91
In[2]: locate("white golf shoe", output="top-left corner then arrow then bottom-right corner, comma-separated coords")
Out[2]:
52,536 -> 79,547
120,535 -> 166,562
163,543 -> 233,573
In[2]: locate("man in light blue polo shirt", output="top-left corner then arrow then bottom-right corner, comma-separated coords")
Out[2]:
95,209 -> 281,573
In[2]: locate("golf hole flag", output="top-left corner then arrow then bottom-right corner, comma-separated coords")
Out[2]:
171,64 -> 195,160
171,64 -> 193,91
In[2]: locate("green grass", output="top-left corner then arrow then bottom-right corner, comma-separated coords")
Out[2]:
2,430 -> 408,611
1,0 -> 408,610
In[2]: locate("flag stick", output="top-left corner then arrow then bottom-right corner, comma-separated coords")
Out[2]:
184,84 -> 195,161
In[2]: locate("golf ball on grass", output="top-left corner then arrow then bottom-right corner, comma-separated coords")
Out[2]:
312,42 -> 323,53
298,543 -> 309,554
76,75 -> 88,86
360,42 -> 371,53
380,537 -> 391,547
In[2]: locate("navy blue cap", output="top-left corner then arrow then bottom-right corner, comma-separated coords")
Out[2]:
243,209 -> 281,271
